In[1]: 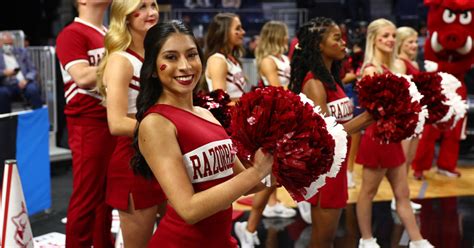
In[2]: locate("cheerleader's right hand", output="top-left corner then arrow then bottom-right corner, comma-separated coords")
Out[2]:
252,148 -> 273,179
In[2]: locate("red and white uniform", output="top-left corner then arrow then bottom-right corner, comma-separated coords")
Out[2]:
106,49 -> 166,211
261,55 -> 291,87
56,17 -> 116,248
356,65 -> 405,169
146,104 -> 238,248
303,72 -> 353,208
205,53 -> 247,99
57,17 -> 108,119
401,58 -> 420,76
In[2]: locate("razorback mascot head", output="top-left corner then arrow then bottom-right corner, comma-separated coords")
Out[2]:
425,0 -> 474,89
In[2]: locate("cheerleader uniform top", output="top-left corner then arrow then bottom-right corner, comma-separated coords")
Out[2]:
205,53 -> 247,99
261,55 -> 291,87
145,104 -> 238,248
400,58 -> 420,76
115,49 -> 142,113
301,71 -> 353,208
356,63 -> 406,168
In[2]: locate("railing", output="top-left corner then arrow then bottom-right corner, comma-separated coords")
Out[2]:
241,58 -> 259,88
27,46 -> 57,133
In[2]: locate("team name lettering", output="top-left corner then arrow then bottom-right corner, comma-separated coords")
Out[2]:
88,48 -> 105,66
327,97 -> 354,122
185,140 -> 235,183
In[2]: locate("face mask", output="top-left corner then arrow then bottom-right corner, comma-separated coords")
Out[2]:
3,44 -> 13,54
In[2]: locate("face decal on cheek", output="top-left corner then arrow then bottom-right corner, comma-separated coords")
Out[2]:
160,64 -> 167,71
133,12 -> 140,18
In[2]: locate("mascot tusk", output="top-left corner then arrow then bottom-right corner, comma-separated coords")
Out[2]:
457,36 -> 472,55
430,31 -> 444,53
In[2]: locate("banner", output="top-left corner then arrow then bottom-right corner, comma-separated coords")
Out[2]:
0,107 -> 51,215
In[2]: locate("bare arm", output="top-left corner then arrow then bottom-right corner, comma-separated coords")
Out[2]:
103,53 -> 137,137
139,114 -> 273,225
302,78 -> 373,135
342,111 -> 373,135
302,78 -> 329,115
206,55 -> 228,91
341,72 -> 357,84
393,58 -> 407,74
232,157 -> 269,195
67,62 -> 100,89
259,57 -> 281,87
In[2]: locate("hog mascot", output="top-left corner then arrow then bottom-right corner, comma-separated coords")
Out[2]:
413,0 -> 473,178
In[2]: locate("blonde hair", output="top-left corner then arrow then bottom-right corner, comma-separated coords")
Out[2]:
395,26 -> 418,56
362,18 -> 397,73
97,0 -> 156,98
255,21 -> 288,66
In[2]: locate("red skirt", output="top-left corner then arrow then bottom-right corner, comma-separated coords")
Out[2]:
308,138 -> 351,209
356,124 -> 405,169
106,136 -> 166,210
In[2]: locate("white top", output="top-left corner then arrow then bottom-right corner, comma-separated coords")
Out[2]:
205,53 -> 247,99
116,51 -> 142,114
261,55 -> 291,87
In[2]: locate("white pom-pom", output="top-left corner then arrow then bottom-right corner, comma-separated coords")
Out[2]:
399,74 -> 427,138
437,72 -> 468,128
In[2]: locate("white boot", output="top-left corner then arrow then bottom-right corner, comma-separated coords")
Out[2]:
358,237 -> 380,248
409,239 -> 434,248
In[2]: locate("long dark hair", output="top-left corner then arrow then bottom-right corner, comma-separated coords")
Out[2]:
131,20 -> 204,179
289,17 -> 342,94
204,12 -> 244,64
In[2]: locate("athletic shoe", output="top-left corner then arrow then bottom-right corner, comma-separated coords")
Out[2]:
262,203 -> 297,218
437,168 -> 461,178
358,237 -> 380,248
390,198 -> 422,212
297,201 -> 312,224
409,239 -> 434,248
234,221 -> 259,248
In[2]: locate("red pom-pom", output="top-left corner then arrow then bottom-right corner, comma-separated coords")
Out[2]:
193,89 -> 232,134
231,87 -> 335,197
356,73 -> 423,143
411,72 -> 450,124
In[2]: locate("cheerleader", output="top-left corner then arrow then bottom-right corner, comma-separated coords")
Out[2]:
355,18 -> 432,248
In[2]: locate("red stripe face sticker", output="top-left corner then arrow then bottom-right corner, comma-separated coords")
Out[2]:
160,64 -> 167,71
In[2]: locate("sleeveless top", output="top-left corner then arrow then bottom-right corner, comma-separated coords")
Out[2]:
145,104 -> 237,248
302,71 -> 354,123
205,53 -> 247,99
115,49 -> 143,114
261,55 -> 291,87
301,71 -> 352,208
400,58 -> 420,76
